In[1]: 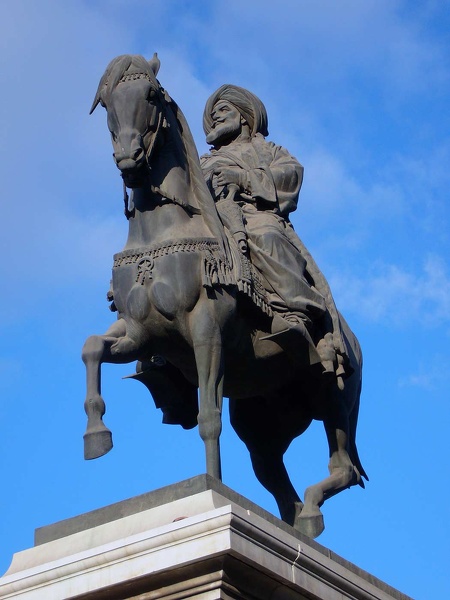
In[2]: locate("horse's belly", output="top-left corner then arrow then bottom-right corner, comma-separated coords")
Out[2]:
223,349 -> 296,398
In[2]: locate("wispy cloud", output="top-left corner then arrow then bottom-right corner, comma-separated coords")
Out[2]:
198,0 -> 450,105
330,255 -> 450,327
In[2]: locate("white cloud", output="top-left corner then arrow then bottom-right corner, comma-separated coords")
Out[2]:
302,149 -> 406,216
329,255 -> 450,327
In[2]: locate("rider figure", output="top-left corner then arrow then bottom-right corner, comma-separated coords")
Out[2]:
200,84 -> 348,379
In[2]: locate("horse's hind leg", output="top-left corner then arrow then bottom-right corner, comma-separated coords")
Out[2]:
230,398 -> 304,527
250,444 -> 303,526
82,318 -> 141,460
297,421 -> 357,538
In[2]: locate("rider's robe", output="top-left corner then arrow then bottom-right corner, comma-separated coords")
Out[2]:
201,134 -> 349,365
200,135 -> 328,323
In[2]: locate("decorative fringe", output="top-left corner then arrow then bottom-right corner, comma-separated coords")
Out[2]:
113,237 -> 234,289
201,254 -> 234,289
113,236 -> 271,317
236,268 -> 272,316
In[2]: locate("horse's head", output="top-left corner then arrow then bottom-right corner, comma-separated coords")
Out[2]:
90,54 -> 164,188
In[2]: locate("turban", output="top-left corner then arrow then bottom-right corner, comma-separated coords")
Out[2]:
203,84 -> 269,138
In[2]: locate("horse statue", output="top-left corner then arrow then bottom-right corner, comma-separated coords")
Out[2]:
82,53 -> 367,538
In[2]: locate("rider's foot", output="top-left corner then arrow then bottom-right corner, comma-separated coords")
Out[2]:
261,313 -> 321,367
316,333 -> 338,378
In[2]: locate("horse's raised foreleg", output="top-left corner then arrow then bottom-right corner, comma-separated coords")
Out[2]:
296,421 -> 357,538
82,318 -> 141,460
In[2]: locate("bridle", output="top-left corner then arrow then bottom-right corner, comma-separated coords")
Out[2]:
116,72 -> 165,219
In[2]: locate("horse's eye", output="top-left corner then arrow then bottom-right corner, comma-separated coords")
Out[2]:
148,88 -> 157,101
110,131 -> 117,142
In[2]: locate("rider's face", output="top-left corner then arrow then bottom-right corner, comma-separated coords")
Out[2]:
206,100 -> 242,146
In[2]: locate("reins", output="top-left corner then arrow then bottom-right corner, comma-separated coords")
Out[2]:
123,182 -> 133,220
122,104 -> 164,220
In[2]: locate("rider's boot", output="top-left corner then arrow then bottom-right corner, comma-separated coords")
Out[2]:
261,313 -> 322,368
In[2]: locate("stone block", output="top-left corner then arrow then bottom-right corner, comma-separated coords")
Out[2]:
0,476 -> 412,600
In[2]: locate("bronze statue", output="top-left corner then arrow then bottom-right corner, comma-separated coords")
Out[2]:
82,54 -> 367,538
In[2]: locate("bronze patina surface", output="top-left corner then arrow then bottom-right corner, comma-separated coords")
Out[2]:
82,54 -> 366,538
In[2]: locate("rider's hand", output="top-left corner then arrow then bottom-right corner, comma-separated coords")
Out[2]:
215,167 -> 243,188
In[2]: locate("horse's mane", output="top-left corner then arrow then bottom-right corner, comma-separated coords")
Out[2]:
169,98 -> 234,268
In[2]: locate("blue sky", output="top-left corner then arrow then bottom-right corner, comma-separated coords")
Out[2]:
1,1 -> 449,598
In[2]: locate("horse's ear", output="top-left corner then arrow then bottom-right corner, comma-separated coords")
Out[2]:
148,53 -> 160,77
90,70 -> 109,114
89,95 -> 101,114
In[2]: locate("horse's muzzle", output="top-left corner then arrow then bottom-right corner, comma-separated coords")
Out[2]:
116,158 -> 146,188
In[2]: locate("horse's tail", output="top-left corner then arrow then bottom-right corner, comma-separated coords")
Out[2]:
341,323 -> 368,485
348,377 -> 369,485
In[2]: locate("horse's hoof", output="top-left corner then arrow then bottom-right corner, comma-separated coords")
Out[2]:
295,511 -> 325,539
84,428 -> 113,460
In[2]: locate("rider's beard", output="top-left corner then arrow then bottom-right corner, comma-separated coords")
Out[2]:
206,121 -> 240,146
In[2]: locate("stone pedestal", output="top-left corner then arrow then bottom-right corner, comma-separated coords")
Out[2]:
0,475 -> 411,600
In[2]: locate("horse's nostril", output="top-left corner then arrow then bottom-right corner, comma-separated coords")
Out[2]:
132,147 -> 144,161
113,151 -> 127,164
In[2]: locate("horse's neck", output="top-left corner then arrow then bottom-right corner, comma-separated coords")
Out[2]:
124,141 -> 208,249
124,126 -> 218,251
124,193 -> 203,249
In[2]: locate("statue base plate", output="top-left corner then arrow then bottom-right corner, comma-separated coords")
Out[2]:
0,475 -> 411,600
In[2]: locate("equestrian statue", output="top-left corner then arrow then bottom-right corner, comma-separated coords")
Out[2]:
82,53 -> 367,538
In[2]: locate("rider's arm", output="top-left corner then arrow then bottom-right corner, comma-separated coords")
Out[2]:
268,144 -> 303,218
242,142 -> 303,214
